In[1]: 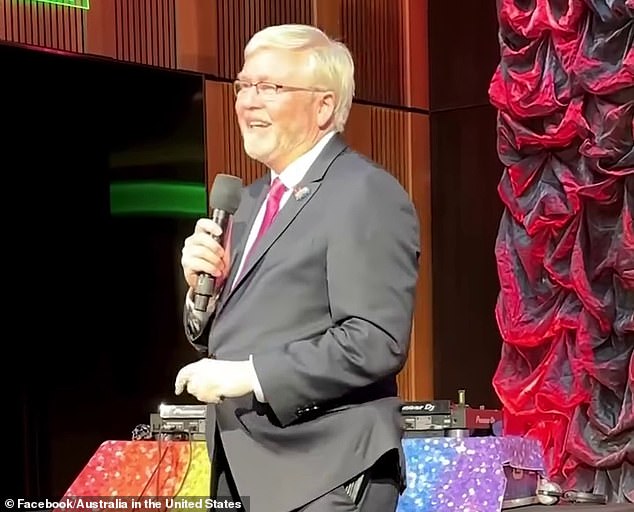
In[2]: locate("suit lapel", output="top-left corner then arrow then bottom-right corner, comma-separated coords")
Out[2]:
219,134 -> 348,311
216,178 -> 268,311
229,181 -> 322,293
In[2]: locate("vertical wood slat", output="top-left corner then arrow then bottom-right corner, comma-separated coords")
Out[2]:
313,0 -> 342,40
0,0 -> 84,53
215,0 -> 313,81
84,1 -> 115,60
407,112 -> 433,401
404,0 -> 429,110
341,0 -> 405,106
0,0 -> 6,40
346,104 -> 409,190
175,0 -> 218,74
84,0 -> 175,68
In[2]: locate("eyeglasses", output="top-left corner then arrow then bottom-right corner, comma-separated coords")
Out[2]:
233,79 -> 326,98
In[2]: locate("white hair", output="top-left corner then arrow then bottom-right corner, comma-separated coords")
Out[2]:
244,24 -> 355,132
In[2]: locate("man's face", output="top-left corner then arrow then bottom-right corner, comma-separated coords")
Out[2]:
235,48 -> 331,172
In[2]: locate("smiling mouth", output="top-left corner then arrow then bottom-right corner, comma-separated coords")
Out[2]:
247,122 -> 271,128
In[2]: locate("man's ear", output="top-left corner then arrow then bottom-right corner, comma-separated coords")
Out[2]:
317,91 -> 336,128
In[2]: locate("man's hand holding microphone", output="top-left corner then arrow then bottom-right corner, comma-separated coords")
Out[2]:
174,175 -> 256,405
181,218 -> 231,293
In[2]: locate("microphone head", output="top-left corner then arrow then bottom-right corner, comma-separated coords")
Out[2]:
209,173 -> 243,214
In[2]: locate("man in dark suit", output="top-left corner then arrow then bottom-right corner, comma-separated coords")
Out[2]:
175,24 -> 420,512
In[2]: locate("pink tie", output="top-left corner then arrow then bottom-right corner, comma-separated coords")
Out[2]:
246,177 -> 288,261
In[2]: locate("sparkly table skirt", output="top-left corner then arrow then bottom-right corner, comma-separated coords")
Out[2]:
397,435 -> 545,512
60,440 -> 211,499
59,436 -> 544,511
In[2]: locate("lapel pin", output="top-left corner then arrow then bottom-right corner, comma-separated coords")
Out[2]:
293,186 -> 310,201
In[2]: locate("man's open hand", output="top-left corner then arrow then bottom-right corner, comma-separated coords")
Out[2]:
174,359 -> 254,403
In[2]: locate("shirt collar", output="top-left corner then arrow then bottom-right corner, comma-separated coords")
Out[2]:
270,131 -> 336,189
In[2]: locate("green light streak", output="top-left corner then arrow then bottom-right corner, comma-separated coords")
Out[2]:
110,181 -> 207,217
28,0 -> 90,9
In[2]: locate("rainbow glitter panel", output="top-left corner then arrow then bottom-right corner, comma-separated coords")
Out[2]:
397,435 -> 545,512
60,440 -> 210,500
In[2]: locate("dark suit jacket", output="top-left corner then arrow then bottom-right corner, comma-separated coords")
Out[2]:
184,134 -> 420,512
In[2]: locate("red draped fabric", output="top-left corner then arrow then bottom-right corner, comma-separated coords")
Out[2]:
489,0 -> 633,503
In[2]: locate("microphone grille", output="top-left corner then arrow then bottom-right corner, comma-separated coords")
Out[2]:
209,174 -> 243,214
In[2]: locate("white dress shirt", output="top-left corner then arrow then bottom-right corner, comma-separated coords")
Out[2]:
188,131 -> 336,402
230,131 -> 335,290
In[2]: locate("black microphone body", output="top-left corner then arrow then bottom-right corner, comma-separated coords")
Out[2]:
193,208 -> 230,312
193,174 -> 242,312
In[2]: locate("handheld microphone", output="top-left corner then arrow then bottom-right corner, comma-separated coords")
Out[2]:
193,173 -> 243,312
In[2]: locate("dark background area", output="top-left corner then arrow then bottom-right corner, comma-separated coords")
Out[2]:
2,43 -> 206,499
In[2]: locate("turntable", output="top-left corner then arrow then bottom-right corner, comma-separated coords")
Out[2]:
401,389 -> 502,438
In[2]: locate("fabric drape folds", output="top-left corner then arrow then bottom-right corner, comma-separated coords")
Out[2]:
489,0 -> 633,503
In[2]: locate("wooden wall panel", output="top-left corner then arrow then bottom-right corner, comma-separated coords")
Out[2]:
340,0 -> 428,109
404,0 -> 428,111
340,0 -> 429,110
341,0 -> 405,106
216,0 -> 313,80
85,0 -> 176,68
175,0 -> 217,74
176,0 -> 314,76
173,0 -> 429,110
408,110 -> 433,401
345,103 -> 433,400
312,0 -> 342,41
0,0 -> 84,53
345,105 -> 409,188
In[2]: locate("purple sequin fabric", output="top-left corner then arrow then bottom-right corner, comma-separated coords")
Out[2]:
397,436 -> 545,512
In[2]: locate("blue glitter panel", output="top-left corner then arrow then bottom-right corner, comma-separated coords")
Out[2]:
396,435 -> 544,512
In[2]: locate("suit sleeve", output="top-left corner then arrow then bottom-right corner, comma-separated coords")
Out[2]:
252,171 -> 421,426
183,288 -> 215,356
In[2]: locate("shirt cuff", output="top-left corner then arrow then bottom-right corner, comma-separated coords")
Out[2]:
249,354 -> 267,403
